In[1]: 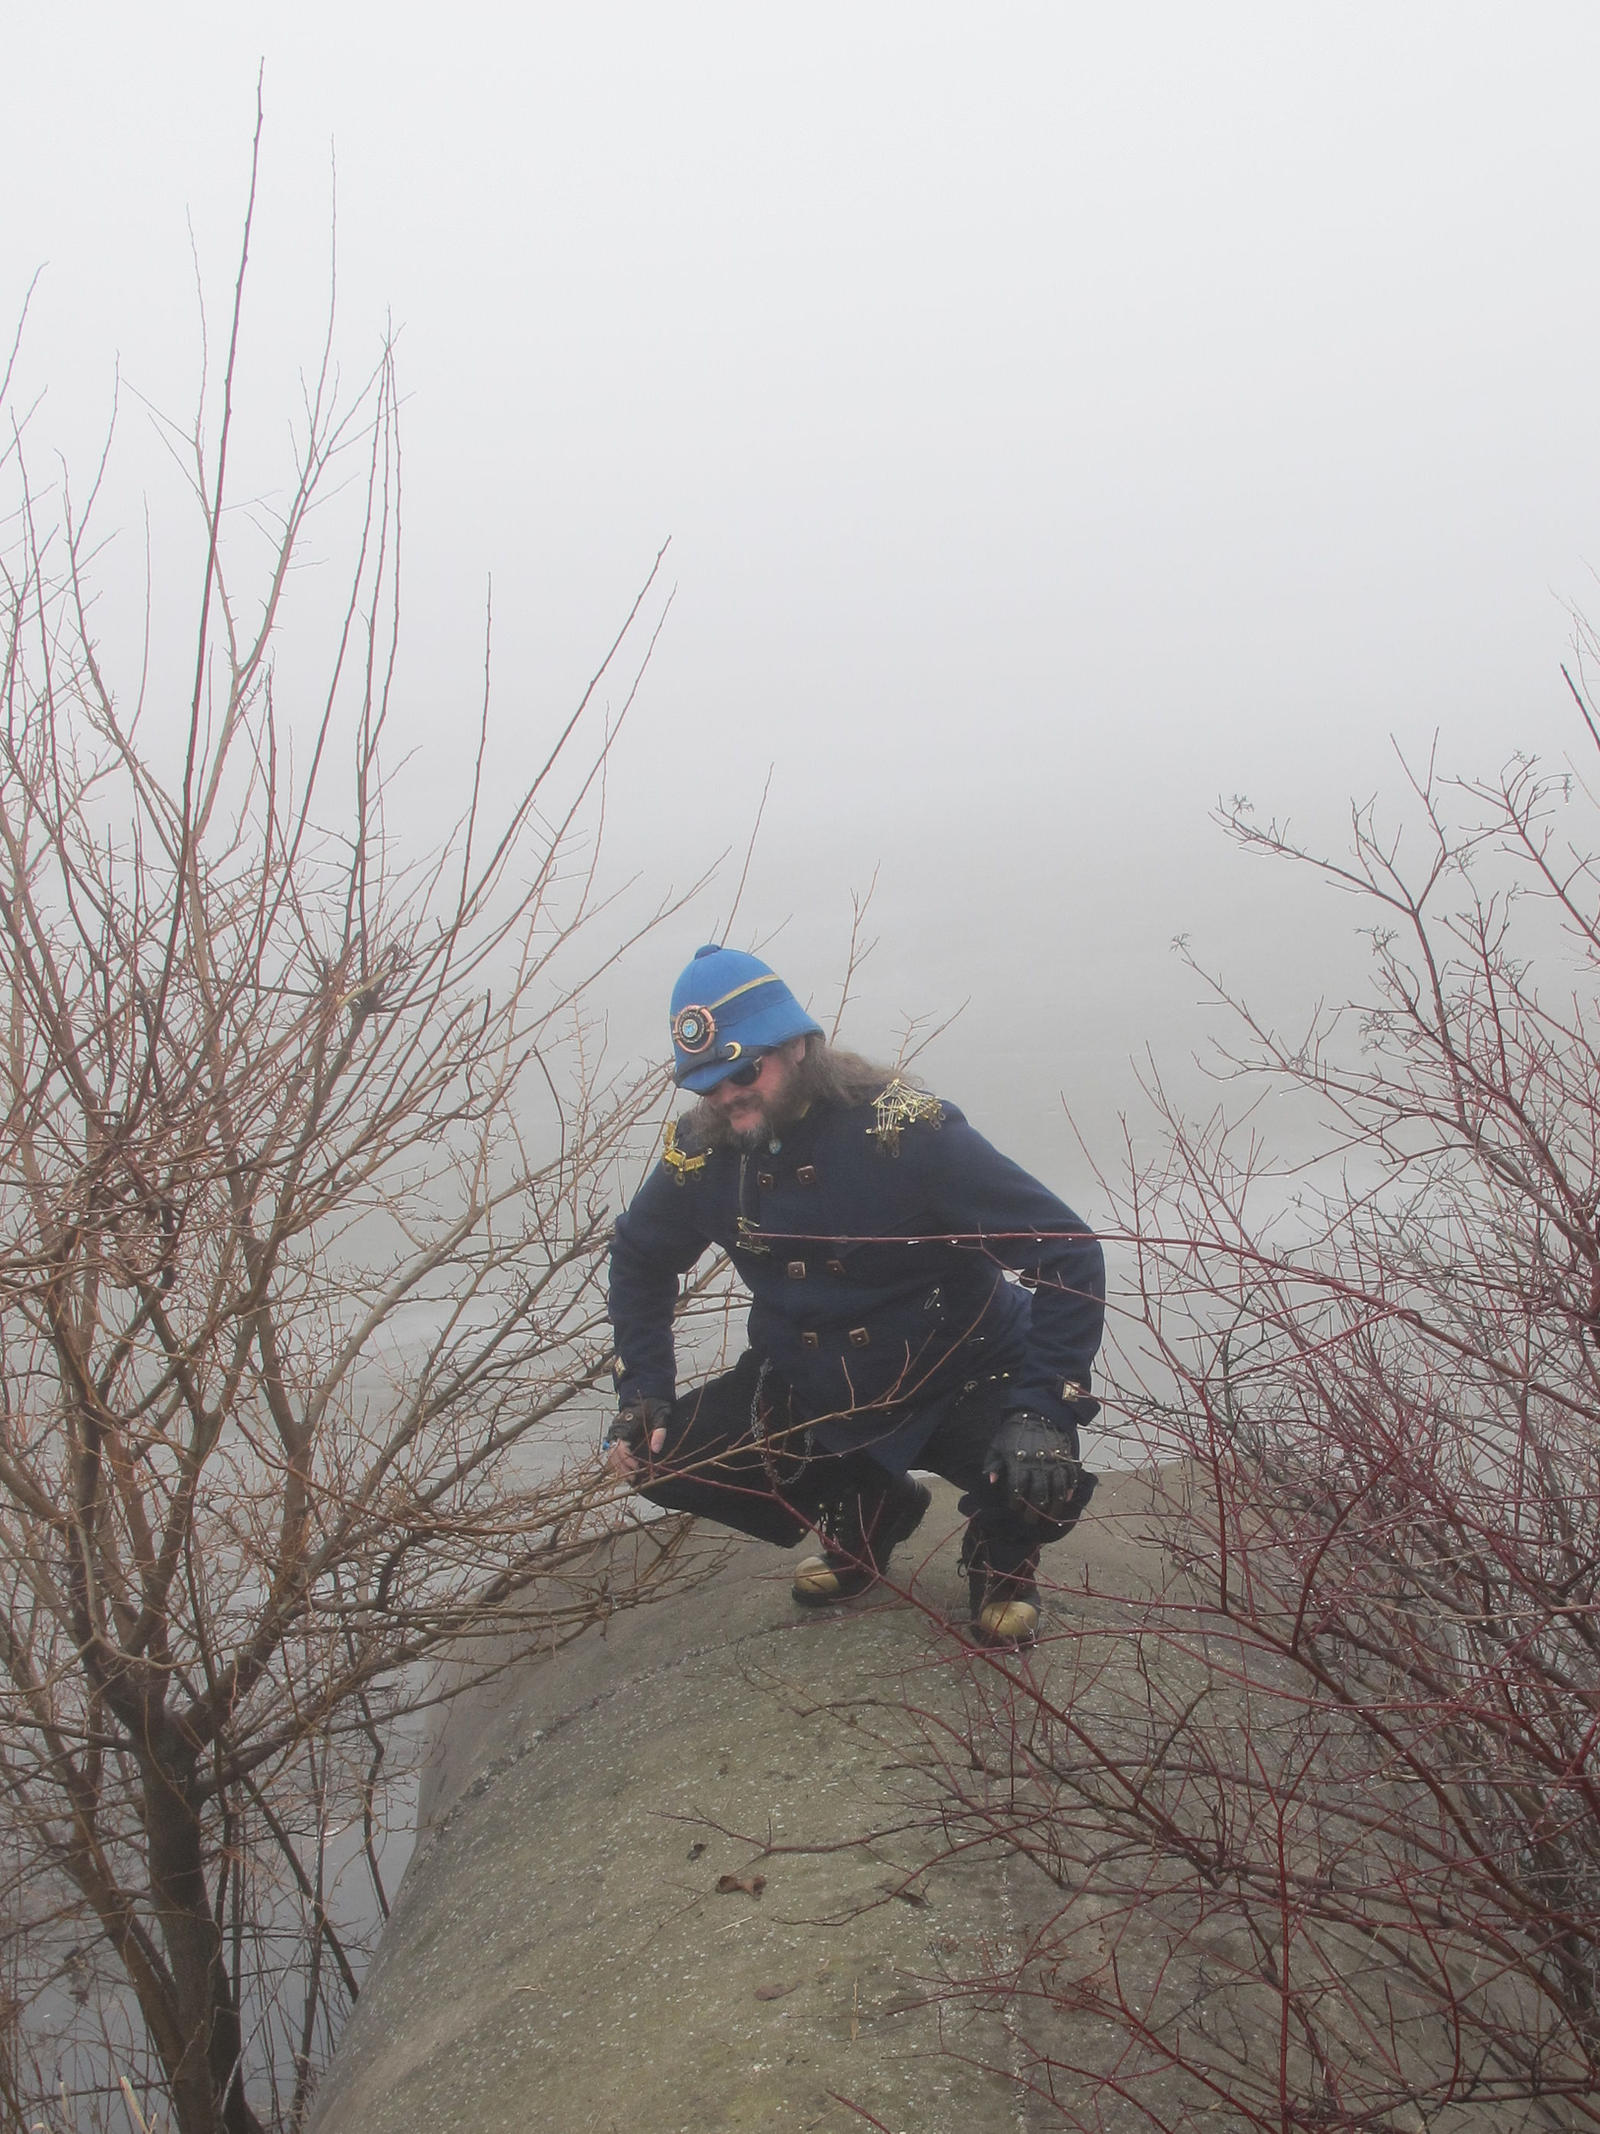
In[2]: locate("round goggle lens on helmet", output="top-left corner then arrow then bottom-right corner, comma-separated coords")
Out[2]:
672,1004 -> 716,1054
723,1053 -> 768,1087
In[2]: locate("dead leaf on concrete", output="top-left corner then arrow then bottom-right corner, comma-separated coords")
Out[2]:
753,1978 -> 800,2002
714,1871 -> 766,1897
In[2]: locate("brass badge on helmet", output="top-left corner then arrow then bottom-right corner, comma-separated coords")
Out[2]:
672,1004 -> 716,1054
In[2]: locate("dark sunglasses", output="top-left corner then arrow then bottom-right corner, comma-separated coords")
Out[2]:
722,1051 -> 770,1088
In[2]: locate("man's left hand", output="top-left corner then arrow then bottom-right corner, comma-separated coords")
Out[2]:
985,1411 -> 1082,1520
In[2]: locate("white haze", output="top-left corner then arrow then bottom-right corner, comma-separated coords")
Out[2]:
5,0 -> 1600,1210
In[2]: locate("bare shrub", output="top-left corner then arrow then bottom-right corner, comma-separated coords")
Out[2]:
0,130 -> 698,2134
927,696 -> 1600,2130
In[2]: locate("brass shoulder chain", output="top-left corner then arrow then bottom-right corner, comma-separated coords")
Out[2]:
662,1118 -> 709,1185
866,1077 -> 945,1156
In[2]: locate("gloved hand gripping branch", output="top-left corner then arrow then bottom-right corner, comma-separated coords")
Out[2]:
984,1409 -> 1082,1521
606,1395 -> 672,1468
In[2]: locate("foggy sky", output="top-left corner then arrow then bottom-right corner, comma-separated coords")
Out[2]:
5,1 -> 1600,1202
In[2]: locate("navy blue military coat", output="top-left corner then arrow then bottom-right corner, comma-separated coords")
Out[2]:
608,1081 -> 1105,1463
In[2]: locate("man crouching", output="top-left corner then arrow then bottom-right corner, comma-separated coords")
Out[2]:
606,943 -> 1105,1647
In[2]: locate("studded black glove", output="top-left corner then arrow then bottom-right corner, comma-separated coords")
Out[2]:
984,1410 -> 1082,1521
607,1395 -> 672,1463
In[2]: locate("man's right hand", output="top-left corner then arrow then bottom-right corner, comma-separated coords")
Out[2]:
606,1396 -> 672,1479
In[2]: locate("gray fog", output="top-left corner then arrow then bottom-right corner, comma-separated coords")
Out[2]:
6,2 -> 1600,1197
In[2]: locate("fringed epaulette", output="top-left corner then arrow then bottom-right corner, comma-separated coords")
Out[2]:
662,1117 -> 709,1185
866,1077 -> 944,1156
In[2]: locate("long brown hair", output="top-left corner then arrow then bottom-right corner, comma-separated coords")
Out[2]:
684,1035 -> 900,1147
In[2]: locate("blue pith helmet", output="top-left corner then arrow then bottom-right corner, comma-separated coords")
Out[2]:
669,944 -> 823,1092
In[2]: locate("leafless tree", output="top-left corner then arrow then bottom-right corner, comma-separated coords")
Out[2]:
0,122 -> 704,2134
915,686 -> 1600,2129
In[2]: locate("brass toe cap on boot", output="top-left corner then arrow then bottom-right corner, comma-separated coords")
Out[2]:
791,1555 -> 872,1606
974,1596 -> 1039,1647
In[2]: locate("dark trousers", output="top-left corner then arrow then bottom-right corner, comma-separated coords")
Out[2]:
635,1349 -> 1095,1561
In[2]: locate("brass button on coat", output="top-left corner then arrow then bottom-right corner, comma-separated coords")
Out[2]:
825,1257 -> 846,1277
796,1164 -> 817,1185
801,1330 -> 820,1350
786,1260 -> 807,1279
847,1326 -> 871,1348
757,1170 -> 775,1189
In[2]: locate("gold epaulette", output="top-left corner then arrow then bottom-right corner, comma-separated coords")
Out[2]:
662,1118 -> 709,1185
866,1077 -> 945,1156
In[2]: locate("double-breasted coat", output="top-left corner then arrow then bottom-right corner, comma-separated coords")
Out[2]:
608,1080 -> 1105,1470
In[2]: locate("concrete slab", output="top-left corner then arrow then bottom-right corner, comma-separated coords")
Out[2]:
310,1471 -> 1176,2134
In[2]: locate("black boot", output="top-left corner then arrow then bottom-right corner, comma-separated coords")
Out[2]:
960,1519 -> 1043,1647
792,1469 -> 932,1606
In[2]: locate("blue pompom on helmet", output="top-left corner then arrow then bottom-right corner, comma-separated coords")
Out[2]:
669,944 -> 823,1092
